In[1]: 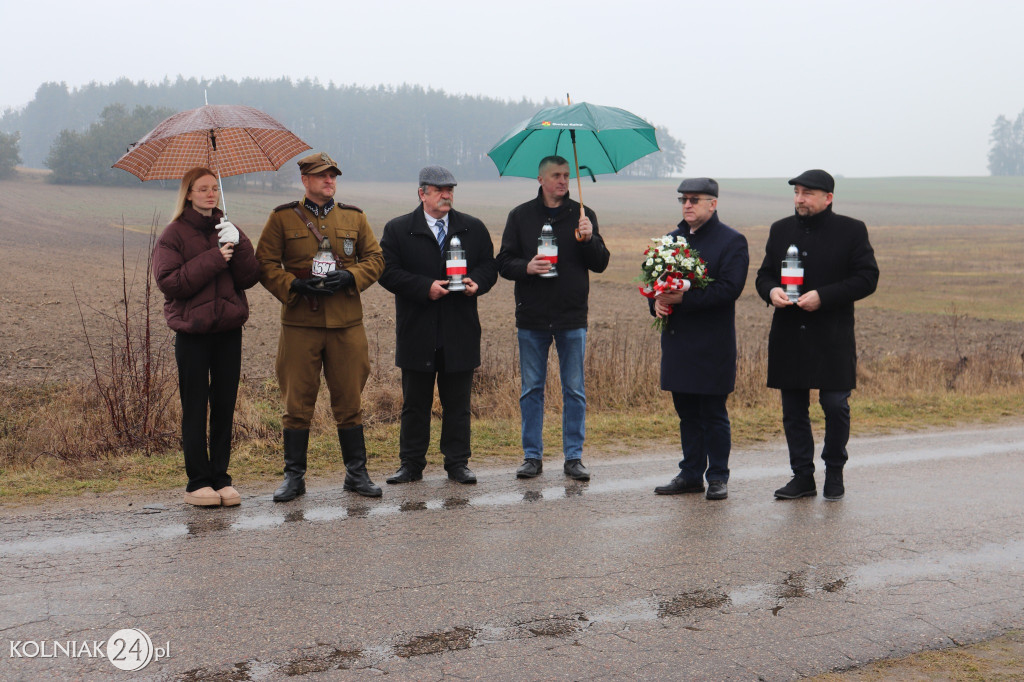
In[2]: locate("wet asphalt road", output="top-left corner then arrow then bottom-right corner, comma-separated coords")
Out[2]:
2,424 -> 1023,680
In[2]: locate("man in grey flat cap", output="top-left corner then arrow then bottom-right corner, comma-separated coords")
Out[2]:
755,169 -> 878,501
652,178 -> 749,500
378,166 -> 497,484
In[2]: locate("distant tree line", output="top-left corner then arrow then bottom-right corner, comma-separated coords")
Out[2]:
0,77 -> 686,184
0,131 -> 19,178
45,105 -> 175,185
988,110 -> 1024,176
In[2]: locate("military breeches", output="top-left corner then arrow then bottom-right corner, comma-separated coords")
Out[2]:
276,324 -> 370,430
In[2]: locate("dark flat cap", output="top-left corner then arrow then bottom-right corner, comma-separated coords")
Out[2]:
418,165 -> 457,187
788,169 -> 834,193
298,152 -> 342,176
676,177 -> 719,197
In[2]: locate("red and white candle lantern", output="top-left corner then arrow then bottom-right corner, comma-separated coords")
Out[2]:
446,236 -> 467,292
538,221 -> 558,278
781,244 -> 804,303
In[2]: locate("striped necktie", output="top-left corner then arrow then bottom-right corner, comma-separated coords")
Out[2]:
436,219 -> 446,250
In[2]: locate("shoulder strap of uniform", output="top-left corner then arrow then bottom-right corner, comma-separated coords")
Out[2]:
335,202 -> 364,213
272,201 -> 300,213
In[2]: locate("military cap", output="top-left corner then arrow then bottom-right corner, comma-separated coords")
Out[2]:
676,177 -> 719,197
298,152 -> 342,176
788,169 -> 834,193
418,165 -> 458,187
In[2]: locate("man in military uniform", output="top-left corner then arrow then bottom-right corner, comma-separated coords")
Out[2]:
256,151 -> 385,501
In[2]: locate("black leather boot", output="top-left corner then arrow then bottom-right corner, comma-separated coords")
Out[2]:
339,425 -> 382,497
273,429 -> 308,502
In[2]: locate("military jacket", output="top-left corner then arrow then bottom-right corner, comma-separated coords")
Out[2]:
256,199 -> 384,328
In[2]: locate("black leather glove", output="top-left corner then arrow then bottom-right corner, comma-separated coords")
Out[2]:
322,269 -> 354,292
290,277 -> 333,296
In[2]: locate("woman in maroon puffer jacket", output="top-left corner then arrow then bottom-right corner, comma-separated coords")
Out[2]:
153,167 -> 261,507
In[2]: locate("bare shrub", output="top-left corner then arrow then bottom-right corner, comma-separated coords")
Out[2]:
56,219 -> 177,459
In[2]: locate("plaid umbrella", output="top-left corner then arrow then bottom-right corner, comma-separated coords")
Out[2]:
113,104 -> 310,181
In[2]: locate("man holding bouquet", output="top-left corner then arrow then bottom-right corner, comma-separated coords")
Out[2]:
652,178 -> 749,500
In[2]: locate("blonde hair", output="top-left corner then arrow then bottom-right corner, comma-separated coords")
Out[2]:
171,167 -> 218,222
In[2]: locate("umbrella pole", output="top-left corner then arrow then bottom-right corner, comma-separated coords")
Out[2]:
570,129 -> 585,242
210,129 -> 227,220
217,169 -> 228,218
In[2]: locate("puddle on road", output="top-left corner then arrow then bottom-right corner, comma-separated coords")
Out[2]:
393,626 -> 478,657
0,525 -> 187,556
230,514 -> 284,531
657,589 -> 731,617
771,571 -> 808,600
823,578 -> 847,593
515,614 -> 587,637
168,539 -> 1024,678
186,516 -> 232,536
280,647 -> 360,676
303,507 -> 348,522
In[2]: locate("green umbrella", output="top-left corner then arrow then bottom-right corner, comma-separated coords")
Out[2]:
488,100 -> 660,239
487,101 -> 660,179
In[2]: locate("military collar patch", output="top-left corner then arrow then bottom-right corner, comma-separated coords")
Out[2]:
304,197 -> 335,217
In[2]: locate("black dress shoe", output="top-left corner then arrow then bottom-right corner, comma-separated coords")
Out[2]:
447,466 -> 477,484
706,481 -> 728,500
386,466 -> 423,484
563,459 -> 590,481
516,459 -> 543,478
654,475 -> 704,495
774,474 -> 816,499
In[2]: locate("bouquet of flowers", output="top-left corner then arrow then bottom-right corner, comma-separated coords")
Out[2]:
636,235 -> 712,332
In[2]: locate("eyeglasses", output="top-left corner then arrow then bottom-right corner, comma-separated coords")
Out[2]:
678,196 -> 711,205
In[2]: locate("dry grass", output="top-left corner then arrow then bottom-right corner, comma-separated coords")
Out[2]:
4,320 -> 1021,499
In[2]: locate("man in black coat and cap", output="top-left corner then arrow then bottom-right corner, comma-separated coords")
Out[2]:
378,165 -> 497,484
755,170 -> 879,501
652,178 -> 749,501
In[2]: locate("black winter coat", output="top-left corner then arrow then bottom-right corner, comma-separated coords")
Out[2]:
657,213 -> 749,395
379,206 -> 497,373
755,206 -> 879,390
496,189 -> 610,330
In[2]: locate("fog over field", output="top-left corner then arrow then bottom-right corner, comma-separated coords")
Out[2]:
2,0 -> 1022,178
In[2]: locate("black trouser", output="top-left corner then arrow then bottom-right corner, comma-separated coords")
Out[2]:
672,392 -> 731,483
399,349 -> 474,472
175,329 -> 242,492
781,389 -> 851,477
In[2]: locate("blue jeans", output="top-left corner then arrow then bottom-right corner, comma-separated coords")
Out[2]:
517,328 -> 587,461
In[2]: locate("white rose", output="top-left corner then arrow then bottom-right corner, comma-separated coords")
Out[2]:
646,258 -> 654,266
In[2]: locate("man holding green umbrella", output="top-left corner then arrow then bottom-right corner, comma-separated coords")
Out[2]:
496,155 -> 610,481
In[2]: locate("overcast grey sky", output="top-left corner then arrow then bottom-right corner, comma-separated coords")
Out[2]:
2,0 -> 1020,178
